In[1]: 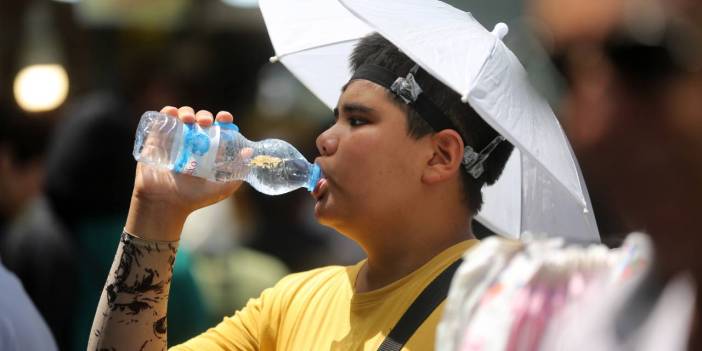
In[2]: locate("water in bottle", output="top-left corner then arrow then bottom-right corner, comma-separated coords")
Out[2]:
133,111 -> 322,195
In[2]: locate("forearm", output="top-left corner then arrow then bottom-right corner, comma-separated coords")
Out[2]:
88,231 -> 179,350
125,193 -> 189,242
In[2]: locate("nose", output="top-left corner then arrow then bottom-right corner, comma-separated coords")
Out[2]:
316,127 -> 339,156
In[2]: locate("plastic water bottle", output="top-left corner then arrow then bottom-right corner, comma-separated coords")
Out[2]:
133,111 -> 322,195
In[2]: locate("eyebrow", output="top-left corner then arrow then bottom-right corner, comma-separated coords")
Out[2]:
333,102 -> 375,118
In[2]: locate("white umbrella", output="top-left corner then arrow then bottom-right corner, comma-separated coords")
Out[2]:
259,0 -> 599,243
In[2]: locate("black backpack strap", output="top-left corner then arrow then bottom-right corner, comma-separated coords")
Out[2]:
377,258 -> 464,351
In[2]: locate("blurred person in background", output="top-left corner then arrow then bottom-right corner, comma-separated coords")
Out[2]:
442,0 -> 702,349
2,91 -> 210,349
0,103 -> 58,350
2,0 -> 344,349
0,104 -> 54,237
530,0 -> 702,346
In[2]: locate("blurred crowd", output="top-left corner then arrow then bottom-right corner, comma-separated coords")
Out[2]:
0,0 -> 364,349
1,0 -> 701,350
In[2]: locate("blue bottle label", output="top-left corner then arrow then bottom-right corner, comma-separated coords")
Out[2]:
174,123 -> 220,179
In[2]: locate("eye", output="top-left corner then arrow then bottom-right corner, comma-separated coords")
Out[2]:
348,117 -> 368,127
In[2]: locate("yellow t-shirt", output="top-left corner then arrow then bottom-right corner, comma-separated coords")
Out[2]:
173,240 -> 477,351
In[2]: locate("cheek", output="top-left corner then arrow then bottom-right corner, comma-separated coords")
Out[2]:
339,136 -> 383,189
346,134 -> 417,191
333,137 -> 379,183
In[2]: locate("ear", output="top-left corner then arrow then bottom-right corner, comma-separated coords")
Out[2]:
421,129 -> 464,184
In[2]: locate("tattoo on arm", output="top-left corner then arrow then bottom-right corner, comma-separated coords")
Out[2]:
88,231 -> 179,351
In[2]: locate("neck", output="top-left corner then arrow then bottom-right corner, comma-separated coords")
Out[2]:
353,203 -> 474,293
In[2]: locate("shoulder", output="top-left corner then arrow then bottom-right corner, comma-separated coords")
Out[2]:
273,265 -> 349,291
0,263 -> 57,351
0,315 -> 56,351
251,264 -> 351,307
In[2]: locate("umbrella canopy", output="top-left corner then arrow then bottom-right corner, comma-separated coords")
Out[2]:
259,0 -> 599,243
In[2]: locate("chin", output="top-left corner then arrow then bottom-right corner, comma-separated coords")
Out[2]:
314,206 -> 348,232
314,201 -> 332,221
314,206 -> 336,225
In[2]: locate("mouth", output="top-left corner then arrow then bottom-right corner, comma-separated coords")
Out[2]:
311,177 -> 328,202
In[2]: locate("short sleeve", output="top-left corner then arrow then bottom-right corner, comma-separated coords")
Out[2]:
170,266 -> 337,351
170,284 -> 281,351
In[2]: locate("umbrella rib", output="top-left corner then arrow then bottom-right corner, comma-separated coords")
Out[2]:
270,38 -> 362,62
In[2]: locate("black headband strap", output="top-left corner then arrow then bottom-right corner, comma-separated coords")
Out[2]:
350,64 -> 457,135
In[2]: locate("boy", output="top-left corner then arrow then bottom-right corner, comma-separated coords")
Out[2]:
89,33 -> 512,350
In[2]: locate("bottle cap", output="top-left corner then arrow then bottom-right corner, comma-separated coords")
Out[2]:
306,163 -> 323,192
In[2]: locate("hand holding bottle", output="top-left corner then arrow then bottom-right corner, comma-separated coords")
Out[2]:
126,106 -> 247,242
133,109 -> 321,195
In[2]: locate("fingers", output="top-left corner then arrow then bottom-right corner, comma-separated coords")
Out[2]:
215,111 -> 234,124
195,110 -> 214,127
177,106 -> 196,124
160,105 -> 178,116
240,147 -> 254,159
159,106 -> 234,127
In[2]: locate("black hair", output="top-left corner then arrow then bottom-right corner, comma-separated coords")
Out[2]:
44,93 -> 137,228
0,104 -> 56,166
349,33 -> 513,213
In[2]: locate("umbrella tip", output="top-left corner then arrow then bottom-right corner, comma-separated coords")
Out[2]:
461,92 -> 470,103
269,56 -> 279,63
491,22 -> 509,40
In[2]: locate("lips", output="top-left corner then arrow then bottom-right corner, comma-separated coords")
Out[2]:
312,177 -> 328,201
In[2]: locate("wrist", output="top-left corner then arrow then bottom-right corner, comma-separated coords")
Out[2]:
125,194 -> 190,242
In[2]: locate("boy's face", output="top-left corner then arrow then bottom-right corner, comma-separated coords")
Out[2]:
313,80 -> 431,236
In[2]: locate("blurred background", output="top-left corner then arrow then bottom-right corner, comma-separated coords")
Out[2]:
0,0 -> 635,349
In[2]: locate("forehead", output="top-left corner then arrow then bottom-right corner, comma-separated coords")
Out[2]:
339,80 -> 396,107
336,79 -> 411,127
